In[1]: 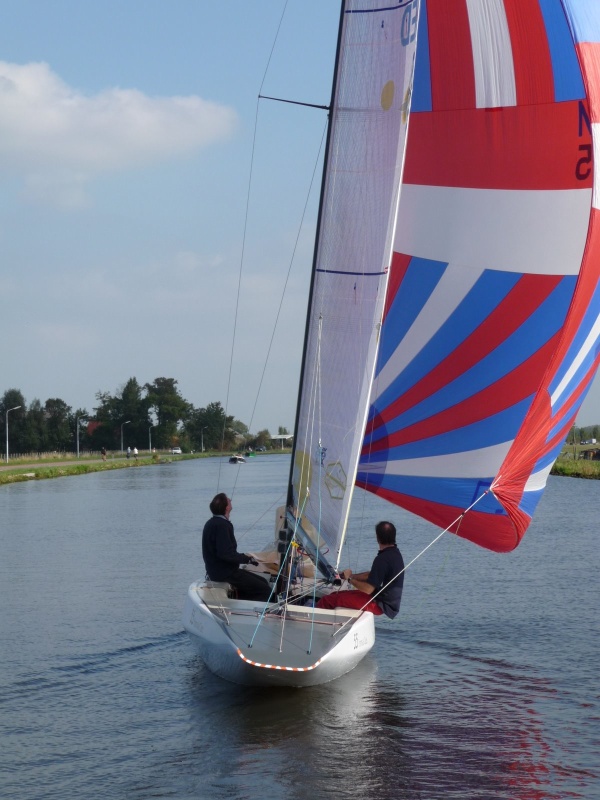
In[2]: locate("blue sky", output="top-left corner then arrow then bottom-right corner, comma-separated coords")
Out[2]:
1,1 -> 339,433
1,0 -> 598,431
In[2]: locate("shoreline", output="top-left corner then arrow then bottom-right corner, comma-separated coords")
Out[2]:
0,449 -> 596,486
0,454 -> 184,485
0,450 -> 293,486
550,459 -> 600,479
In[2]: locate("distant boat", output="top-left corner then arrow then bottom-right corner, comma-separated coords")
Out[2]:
228,455 -> 246,464
184,0 -> 600,687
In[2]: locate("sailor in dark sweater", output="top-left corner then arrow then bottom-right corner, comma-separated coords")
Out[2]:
202,492 -> 271,602
316,520 -> 404,618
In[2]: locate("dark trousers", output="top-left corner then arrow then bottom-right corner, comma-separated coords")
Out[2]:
229,569 -> 272,602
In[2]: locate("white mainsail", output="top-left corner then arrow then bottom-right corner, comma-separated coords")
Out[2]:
291,0 -> 419,567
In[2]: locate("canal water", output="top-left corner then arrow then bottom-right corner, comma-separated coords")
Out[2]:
0,456 -> 597,799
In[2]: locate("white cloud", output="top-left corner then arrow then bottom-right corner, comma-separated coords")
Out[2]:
21,171 -> 91,209
0,61 -> 237,206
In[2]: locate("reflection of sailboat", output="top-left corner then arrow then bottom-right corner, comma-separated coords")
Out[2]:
184,1 -> 600,686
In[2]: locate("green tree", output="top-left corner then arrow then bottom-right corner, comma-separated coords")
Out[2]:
70,407 -> 91,453
145,378 -> 190,448
1,389 -> 26,455
23,399 -> 48,453
569,426 -> 579,445
90,377 -> 151,450
120,377 -> 151,450
231,419 -> 249,438
255,429 -> 271,448
45,398 -> 72,451
89,389 -> 120,449
184,401 -> 237,451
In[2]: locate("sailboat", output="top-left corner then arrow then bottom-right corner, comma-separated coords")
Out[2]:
183,0 -> 600,686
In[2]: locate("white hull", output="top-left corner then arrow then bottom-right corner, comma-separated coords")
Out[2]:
183,581 -> 375,687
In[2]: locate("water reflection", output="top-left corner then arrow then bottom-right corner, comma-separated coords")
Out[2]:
176,629 -> 595,800
1,461 -> 597,800
182,656 -> 419,799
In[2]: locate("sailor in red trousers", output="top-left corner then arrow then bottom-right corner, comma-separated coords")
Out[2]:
316,521 -> 404,618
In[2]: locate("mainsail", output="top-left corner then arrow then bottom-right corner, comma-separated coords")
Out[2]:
358,0 -> 600,552
291,0 -> 420,568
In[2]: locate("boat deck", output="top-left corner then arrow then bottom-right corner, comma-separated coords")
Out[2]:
196,583 -> 363,671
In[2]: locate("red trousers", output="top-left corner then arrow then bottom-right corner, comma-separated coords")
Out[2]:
316,590 -> 383,615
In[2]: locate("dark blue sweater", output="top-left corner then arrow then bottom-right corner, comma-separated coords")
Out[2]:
202,515 -> 251,581
367,545 -> 404,619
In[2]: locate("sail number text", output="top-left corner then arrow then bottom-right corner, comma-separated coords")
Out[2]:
400,0 -> 418,46
576,100 -> 593,181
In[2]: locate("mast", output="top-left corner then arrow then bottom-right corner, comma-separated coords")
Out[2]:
281,0 -> 419,579
286,0 -> 347,510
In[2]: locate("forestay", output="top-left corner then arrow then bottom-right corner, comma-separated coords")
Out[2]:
291,0 -> 419,568
358,0 -> 600,552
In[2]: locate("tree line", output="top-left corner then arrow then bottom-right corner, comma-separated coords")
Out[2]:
568,425 -> 600,445
0,378 -> 281,455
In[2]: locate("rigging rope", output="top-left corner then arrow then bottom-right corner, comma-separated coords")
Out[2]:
332,488 -> 490,638
216,93 -> 260,494
218,109 -> 327,502
234,492 -> 286,544
243,123 -> 327,440
217,0 -> 291,494
247,489 -> 312,649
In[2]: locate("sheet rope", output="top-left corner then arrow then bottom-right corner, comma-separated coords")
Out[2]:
332,487 -> 492,638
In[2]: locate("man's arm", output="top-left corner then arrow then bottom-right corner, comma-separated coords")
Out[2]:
340,568 -> 375,595
348,575 -> 375,594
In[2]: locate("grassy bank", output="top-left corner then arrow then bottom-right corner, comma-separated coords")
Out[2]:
551,457 -> 600,479
1,448 -> 597,485
0,449 -> 292,486
0,454 -> 196,485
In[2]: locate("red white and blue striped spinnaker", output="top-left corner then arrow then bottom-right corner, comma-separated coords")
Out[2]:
358,0 -> 600,552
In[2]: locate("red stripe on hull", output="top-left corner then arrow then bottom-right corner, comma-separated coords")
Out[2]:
404,101 -> 592,190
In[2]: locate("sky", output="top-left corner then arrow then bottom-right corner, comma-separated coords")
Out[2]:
0,0 -> 340,434
1,0 -> 599,432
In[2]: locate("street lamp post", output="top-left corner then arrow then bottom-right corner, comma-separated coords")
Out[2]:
121,420 -> 131,453
76,416 -> 87,459
149,424 -> 156,453
5,405 -> 22,463
201,426 -> 208,453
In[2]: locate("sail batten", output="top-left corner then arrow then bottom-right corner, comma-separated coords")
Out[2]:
291,0 -> 419,565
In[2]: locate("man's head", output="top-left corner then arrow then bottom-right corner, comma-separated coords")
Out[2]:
210,492 -> 231,516
375,520 -> 396,546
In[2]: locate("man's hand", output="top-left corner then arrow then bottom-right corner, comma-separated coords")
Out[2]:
247,556 -> 259,566
339,568 -> 352,581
